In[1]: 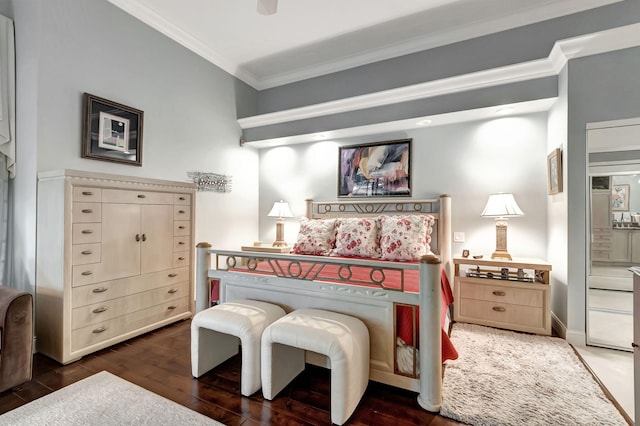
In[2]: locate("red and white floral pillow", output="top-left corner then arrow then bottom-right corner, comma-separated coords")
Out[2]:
292,218 -> 337,255
333,217 -> 381,258
379,215 -> 434,261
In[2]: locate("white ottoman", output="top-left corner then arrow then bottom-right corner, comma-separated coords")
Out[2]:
191,299 -> 286,396
261,308 -> 370,425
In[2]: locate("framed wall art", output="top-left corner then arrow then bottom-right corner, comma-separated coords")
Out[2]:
82,93 -> 144,166
338,139 -> 411,197
547,148 -> 563,195
612,184 -> 630,211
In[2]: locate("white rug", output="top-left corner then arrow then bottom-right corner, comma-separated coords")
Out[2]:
440,323 -> 629,426
0,371 -> 223,425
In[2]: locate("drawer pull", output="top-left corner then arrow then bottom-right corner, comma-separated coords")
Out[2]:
81,271 -> 93,276
178,241 -> 185,245
92,306 -> 107,313
82,191 -> 93,196
142,234 -> 147,242
92,326 -> 106,334
179,196 -> 186,201
81,209 -> 93,213
81,229 -> 93,234
135,234 -> 141,242
92,287 -> 108,293
178,210 -> 186,214
137,194 -> 146,198
168,273 -> 178,278
81,250 -> 93,255
178,225 -> 185,230
168,288 -> 178,294
167,305 -> 178,310
492,291 -> 506,296
492,307 -> 506,312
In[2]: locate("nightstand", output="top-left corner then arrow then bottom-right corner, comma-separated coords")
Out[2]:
240,244 -> 292,253
453,256 -> 552,335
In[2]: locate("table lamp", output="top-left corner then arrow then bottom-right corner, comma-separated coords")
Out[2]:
268,200 -> 293,247
481,193 -> 524,260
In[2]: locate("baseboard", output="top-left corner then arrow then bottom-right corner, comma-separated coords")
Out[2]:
551,312 -> 567,339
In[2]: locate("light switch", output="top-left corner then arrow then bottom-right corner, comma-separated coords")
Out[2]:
453,232 -> 465,242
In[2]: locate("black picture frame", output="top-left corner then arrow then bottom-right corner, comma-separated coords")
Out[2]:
82,93 -> 144,166
338,138 -> 411,197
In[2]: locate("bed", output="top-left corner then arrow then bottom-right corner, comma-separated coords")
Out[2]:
195,195 -> 454,412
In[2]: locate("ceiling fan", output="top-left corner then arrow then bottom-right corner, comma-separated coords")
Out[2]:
258,0 -> 277,15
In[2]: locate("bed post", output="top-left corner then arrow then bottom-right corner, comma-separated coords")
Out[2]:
418,254 -> 442,412
439,194 -> 453,286
195,242 -> 212,313
305,198 -> 313,219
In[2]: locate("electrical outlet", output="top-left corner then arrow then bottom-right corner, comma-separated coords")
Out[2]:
453,232 -> 465,242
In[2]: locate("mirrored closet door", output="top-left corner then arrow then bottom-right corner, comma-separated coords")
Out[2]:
587,120 -> 640,351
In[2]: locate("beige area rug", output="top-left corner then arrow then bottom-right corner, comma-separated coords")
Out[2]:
440,323 -> 628,426
0,371 -> 223,425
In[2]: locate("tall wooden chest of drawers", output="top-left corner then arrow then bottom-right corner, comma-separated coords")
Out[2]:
36,170 -> 196,364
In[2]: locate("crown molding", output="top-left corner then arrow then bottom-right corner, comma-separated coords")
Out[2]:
239,22 -> 640,131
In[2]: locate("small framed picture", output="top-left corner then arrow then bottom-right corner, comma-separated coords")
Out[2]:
462,249 -> 470,258
547,148 -> 563,195
82,93 -> 144,166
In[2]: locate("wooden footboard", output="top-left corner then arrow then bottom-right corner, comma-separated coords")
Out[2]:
195,246 -> 443,412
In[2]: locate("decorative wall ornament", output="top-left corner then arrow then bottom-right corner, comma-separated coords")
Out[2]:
187,171 -> 232,193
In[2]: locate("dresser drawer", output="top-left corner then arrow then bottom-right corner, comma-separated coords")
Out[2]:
102,189 -> 175,205
174,221 -> 190,236
72,202 -> 101,223
72,266 -> 190,305
174,194 -> 191,205
72,243 -> 101,265
73,187 -> 101,202
174,236 -> 189,251
72,281 -> 189,329
173,251 -> 190,268
70,298 -> 189,352
174,205 -> 191,219
459,299 -> 544,329
72,223 -> 102,244
459,280 -> 544,308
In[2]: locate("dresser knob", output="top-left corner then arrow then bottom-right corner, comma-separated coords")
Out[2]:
179,196 -> 186,201
178,257 -> 185,261
81,250 -> 92,255
137,194 -> 146,198
167,305 -> 177,310
168,288 -> 178,294
492,291 -> 506,296
92,326 -> 106,334
82,191 -> 93,196
178,225 -> 185,230
81,229 -> 93,234
92,306 -> 107,313
179,210 -> 185,214
492,307 -> 506,312
92,287 -> 107,293
81,209 -> 93,213
168,273 -> 178,278
81,271 -> 93,276
178,241 -> 185,245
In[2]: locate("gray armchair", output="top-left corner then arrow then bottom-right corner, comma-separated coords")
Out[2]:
0,286 -> 32,392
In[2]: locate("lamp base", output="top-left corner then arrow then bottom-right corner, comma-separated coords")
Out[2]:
491,249 -> 512,260
272,240 -> 288,247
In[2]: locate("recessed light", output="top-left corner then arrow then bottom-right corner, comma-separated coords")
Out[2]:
416,119 -> 432,126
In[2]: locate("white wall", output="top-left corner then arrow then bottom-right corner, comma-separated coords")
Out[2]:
259,113 -> 549,260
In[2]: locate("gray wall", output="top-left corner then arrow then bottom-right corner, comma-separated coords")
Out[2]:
566,46 -> 640,342
6,0 -> 261,295
259,113 -> 549,260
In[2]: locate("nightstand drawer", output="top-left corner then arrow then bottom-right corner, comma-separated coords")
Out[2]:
459,279 -> 544,308
459,299 -> 544,329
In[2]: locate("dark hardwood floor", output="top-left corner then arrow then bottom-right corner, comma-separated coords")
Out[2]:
0,320 -> 464,425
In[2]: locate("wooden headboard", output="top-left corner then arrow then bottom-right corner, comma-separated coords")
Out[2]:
304,195 -> 453,281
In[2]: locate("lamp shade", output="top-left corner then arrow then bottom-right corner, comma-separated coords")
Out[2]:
481,193 -> 524,218
267,200 -> 293,218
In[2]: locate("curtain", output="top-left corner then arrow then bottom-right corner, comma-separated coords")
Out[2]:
0,15 -> 15,288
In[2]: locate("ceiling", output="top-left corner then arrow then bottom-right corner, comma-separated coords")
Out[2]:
108,0 -> 619,90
